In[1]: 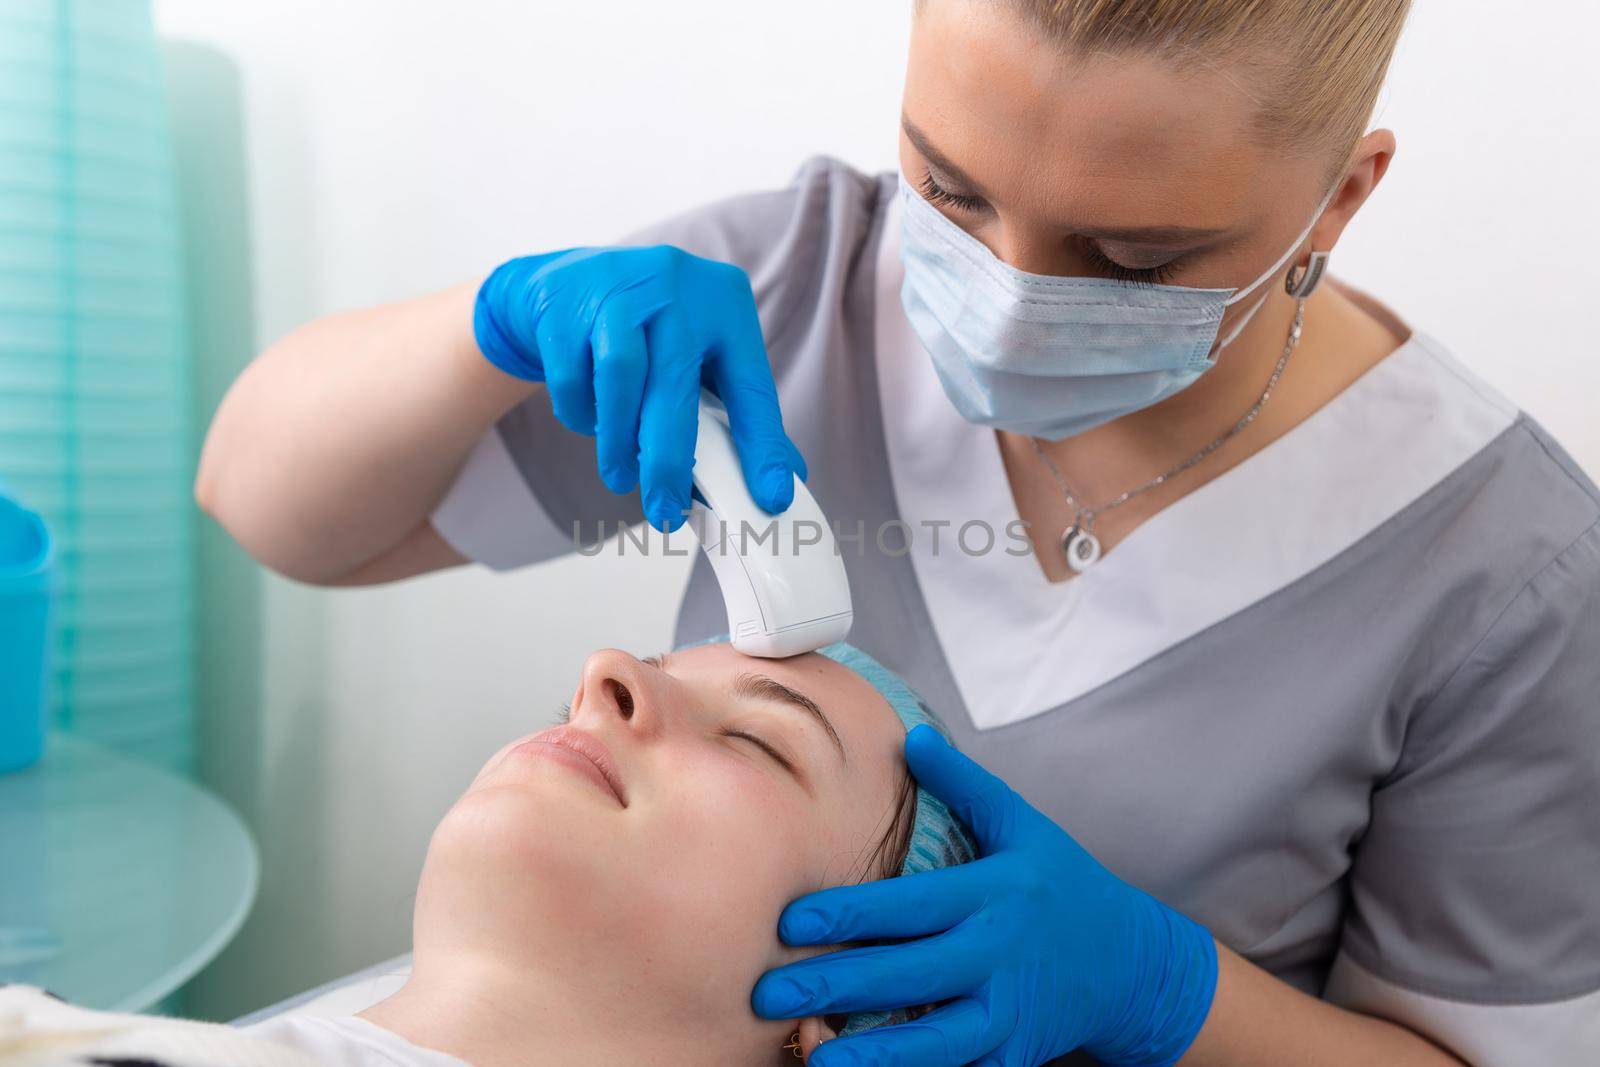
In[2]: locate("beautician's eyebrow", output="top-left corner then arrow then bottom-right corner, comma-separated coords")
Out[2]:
901,115 -> 1232,245
732,672 -> 847,766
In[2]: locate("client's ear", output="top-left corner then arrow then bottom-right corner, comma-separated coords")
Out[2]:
798,1015 -> 839,1062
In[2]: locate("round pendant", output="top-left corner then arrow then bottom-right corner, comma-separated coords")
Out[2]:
1060,525 -> 1102,573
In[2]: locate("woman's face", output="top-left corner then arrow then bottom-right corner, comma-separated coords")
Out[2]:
901,0 -> 1378,291
412,643 -> 909,1027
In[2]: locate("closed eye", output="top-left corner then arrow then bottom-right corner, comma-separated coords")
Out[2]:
724,729 -> 797,775
1080,241 -> 1185,286
918,170 -> 985,214
919,165 -> 1189,286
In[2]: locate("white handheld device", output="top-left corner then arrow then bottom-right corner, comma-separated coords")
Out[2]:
687,394 -> 852,658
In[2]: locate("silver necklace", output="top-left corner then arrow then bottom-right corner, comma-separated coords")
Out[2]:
1031,297 -> 1307,574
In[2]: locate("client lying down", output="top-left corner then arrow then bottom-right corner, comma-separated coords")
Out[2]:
0,641 -> 975,1067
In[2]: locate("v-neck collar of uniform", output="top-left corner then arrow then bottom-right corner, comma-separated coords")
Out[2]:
872,194 -> 1519,732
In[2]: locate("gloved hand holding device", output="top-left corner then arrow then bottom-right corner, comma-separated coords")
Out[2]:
753,725 -> 1220,1067
473,246 -> 807,531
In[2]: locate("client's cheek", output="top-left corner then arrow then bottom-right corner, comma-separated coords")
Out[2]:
629,751 -> 822,932
662,743 -> 806,822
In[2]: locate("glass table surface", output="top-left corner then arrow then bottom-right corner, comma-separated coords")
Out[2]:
0,733 -> 258,1011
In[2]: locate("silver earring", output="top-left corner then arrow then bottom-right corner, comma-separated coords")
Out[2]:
1285,250 -> 1330,299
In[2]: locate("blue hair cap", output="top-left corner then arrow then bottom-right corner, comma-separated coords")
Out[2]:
808,641 -> 978,1037
811,641 -> 976,879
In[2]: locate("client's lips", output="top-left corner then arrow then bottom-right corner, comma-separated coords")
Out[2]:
512,725 -> 628,806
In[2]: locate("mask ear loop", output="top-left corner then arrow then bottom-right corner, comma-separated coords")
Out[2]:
1213,181 -> 1338,352
1213,287 -> 1271,352
1214,245 -> 1329,352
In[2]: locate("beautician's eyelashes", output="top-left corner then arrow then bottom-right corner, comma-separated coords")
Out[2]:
555,702 -> 571,725
919,168 -> 1185,284
723,728 -> 797,775
918,170 -> 985,213
1080,241 -> 1184,286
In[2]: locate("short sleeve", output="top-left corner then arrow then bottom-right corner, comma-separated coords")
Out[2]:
431,155 -> 886,570
1326,519 -> 1600,1065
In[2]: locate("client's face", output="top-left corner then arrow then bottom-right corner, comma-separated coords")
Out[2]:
412,643 -> 910,1035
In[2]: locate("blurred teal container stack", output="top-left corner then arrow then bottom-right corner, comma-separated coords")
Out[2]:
0,0 -> 195,773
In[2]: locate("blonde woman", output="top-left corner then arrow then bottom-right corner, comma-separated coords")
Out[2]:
199,1 -> 1599,1064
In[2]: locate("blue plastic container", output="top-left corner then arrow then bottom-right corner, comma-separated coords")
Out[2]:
0,492 -> 54,773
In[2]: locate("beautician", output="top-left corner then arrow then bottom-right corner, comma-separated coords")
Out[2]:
196,1 -> 1600,1064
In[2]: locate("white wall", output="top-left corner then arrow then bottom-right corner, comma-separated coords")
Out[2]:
152,0 -> 1600,1019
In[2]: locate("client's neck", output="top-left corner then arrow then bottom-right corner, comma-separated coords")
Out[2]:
358,951 -> 771,1067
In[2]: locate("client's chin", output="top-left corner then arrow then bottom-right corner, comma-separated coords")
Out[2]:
410,796 -> 644,968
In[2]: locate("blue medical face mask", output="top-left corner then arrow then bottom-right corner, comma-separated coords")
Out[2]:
897,175 -> 1337,440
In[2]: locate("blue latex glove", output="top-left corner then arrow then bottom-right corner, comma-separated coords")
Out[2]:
473,246 -> 806,531
752,725 -> 1219,1067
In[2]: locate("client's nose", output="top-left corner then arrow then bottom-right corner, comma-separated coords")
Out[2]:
575,649 -> 660,734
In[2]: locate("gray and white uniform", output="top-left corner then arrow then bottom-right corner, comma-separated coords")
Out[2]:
434,157 -> 1600,1065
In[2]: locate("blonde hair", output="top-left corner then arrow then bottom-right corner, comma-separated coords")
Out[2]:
945,0 -> 1413,186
